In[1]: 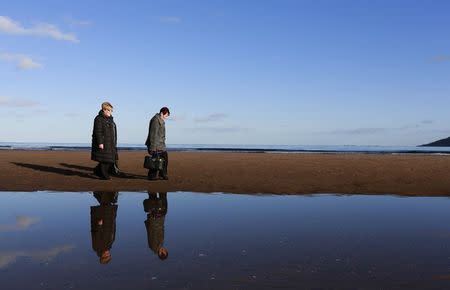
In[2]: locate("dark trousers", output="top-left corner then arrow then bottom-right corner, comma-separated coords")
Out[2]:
95,162 -> 113,179
148,151 -> 168,178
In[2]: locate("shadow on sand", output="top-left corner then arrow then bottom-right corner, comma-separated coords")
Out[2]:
59,163 -> 146,180
12,162 -> 98,179
12,162 -> 148,180
59,163 -> 92,171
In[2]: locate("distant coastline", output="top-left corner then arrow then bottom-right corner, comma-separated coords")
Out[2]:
1,143 -> 450,155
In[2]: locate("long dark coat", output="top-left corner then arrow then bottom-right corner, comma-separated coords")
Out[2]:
90,191 -> 118,257
90,204 -> 117,256
91,110 -> 118,163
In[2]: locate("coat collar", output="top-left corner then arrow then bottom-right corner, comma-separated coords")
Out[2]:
99,110 -> 113,120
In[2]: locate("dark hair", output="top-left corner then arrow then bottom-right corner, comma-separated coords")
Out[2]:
160,107 -> 170,116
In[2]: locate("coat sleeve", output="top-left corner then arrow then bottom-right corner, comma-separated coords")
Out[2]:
93,117 -> 105,145
149,118 -> 159,151
114,122 -> 118,147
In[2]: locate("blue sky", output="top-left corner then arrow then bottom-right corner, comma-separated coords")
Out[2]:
0,0 -> 449,146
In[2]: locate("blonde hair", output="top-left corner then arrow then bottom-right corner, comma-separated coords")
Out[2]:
101,102 -> 113,110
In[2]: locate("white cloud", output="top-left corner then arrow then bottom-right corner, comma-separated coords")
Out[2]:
0,52 -> 42,70
0,96 -> 39,108
17,56 -> 41,69
0,16 -> 79,43
158,16 -> 182,24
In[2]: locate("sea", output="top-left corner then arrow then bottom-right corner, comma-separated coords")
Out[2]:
0,142 -> 449,154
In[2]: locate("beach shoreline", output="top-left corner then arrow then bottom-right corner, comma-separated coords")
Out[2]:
0,150 -> 449,195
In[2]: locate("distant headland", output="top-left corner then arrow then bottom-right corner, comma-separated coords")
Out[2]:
421,136 -> 450,147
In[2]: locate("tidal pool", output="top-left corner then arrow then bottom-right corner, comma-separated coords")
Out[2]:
1,191 -> 450,289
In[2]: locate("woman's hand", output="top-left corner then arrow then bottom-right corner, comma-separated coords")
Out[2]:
99,144 -> 104,149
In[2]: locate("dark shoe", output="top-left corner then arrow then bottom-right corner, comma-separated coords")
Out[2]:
159,175 -> 169,180
100,176 -> 111,180
148,176 -> 159,181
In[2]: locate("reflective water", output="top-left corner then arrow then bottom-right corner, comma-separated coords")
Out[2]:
1,191 -> 450,289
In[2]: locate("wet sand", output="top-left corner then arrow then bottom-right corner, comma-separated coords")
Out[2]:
0,150 -> 449,195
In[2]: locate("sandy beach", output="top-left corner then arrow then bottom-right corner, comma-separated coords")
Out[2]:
0,150 -> 449,195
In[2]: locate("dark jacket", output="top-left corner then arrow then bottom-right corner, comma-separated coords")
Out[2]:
91,110 -> 118,163
145,113 -> 166,151
144,192 -> 167,254
90,191 -> 118,257
90,204 -> 117,256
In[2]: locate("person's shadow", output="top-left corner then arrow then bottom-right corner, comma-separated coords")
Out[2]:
144,192 -> 169,260
91,191 -> 119,264
11,162 -> 146,180
12,162 -> 98,179
59,163 -> 146,180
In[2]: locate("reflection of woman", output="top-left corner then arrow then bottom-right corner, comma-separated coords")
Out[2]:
91,102 -> 118,180
90,191 -> 118,264
143,192 -> 168,260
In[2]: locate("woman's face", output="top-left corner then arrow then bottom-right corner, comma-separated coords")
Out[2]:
103,107 -> 112,117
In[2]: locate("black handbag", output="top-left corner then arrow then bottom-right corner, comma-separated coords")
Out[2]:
144,154 -> 165,170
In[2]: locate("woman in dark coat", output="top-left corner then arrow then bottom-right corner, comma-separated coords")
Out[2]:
90,191 -> 118,264
91,102 -> 118,180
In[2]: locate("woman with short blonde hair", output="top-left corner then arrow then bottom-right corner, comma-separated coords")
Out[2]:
91,102 -> 118,180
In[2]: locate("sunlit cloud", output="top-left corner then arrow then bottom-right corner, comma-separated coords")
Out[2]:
0,16 -> 79,43
0,96 -> 40,108
0,52 -> 42,70
0,245 -> 74,269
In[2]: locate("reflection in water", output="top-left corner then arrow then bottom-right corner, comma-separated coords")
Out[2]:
90,191 -> 118,264
3,191 -> 450,288
0,215 -> 41,232
143,192 -> 168,260
0,245 -> 74,269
